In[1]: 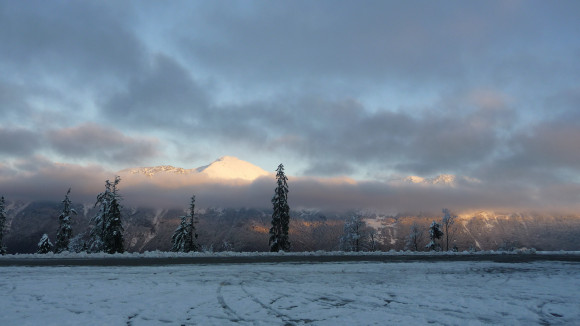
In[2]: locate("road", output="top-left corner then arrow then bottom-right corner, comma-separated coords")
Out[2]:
1,253 -> 579,266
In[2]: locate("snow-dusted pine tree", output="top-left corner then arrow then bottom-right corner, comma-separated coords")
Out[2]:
426,221 -> 444,251
68,232 -> 89,253
37,234 -> 53,254
405,222 -> 423,251
441,208 -> 457,251
0,196 -> 6,255
171,195 -> 198,252
90,176 -> 124,254
340,215 -> 367,252
54,188 -> 77,253
269,164 -> 290,252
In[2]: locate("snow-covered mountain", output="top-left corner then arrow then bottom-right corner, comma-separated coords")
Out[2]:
196,156 -> 270,181
119,156 -> 271,182
121,165 -> 190,177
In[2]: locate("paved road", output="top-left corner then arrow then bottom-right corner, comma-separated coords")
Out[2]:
1,253 -> 579,266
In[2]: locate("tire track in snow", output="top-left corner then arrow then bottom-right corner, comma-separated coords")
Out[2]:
216,281 -> 251,324
240,281 -> 293,324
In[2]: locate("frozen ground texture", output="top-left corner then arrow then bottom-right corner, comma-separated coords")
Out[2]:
1,260 -> 579,326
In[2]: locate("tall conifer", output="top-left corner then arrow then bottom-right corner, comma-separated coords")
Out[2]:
0,196 -> 7,255
171,195 -> 198,252
54,188 -> 77,253
90,176 -> 124,253
269,164 -> 290,252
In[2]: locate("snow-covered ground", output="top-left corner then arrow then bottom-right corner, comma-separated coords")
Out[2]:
1,260 -> 579,325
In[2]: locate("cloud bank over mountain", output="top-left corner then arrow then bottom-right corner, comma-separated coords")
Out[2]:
1,157 -> 577,214
1,2 -> 579,213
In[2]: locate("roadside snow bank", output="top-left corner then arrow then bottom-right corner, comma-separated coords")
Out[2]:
2,249 -> 577,260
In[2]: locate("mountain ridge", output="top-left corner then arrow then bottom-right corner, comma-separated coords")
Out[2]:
119,156 -> 271,181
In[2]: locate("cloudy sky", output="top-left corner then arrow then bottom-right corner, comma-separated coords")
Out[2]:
1,1 -> 579,213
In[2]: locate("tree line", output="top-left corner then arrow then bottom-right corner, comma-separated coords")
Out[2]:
0,162 -> 462,255
0,163 -> 292,255
339,208 -> 458,252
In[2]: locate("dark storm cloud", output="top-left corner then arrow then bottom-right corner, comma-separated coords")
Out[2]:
47,123 -> 159,165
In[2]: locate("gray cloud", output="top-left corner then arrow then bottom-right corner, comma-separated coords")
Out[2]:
179,1 -> 580,91
201,92 -> 515,177
0,127 -> 40,156
303,161 -> 355,177
0,160 -> 109,203
102,54 -> 209,129
3,161 -> 578,214
0,1 -> 144,84
182,2 -> 489,84
1,2 -> 580,213
47,123 -> 159,165
0,82 -> 34,122
515,123 -> 580,170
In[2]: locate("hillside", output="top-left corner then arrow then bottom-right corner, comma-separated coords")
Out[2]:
3,199 -> 580,254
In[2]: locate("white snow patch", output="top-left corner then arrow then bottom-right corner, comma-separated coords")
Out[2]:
0,259 -> 578,325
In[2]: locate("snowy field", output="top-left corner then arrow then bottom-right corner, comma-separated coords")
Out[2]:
1,260 -> 579,326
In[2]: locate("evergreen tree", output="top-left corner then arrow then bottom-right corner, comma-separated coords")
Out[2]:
37,234 -> 53,254
171,195 -> 198,252
441,208 -> 457,251
90,176 -> 124,254
0,196 -> 6,255
426,221 -> 444,251
269,164 -> 290,252
340,215 -> 367,252
68,232 -> 89,253
54,188 -> 77,253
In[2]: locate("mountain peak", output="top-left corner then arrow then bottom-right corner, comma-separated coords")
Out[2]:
119,156 -> 271,181
120,165 -> 190,177
197,156 -> 270,181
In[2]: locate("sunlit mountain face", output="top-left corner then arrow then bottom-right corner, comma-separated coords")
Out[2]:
120,156 -> 271,182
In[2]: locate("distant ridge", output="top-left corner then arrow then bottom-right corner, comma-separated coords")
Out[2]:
119,156 -> 271,181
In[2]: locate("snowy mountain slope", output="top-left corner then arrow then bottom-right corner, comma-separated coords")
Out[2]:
118,156 -> 271,182
120,165 -> 190,177
196,156 -> 271,181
